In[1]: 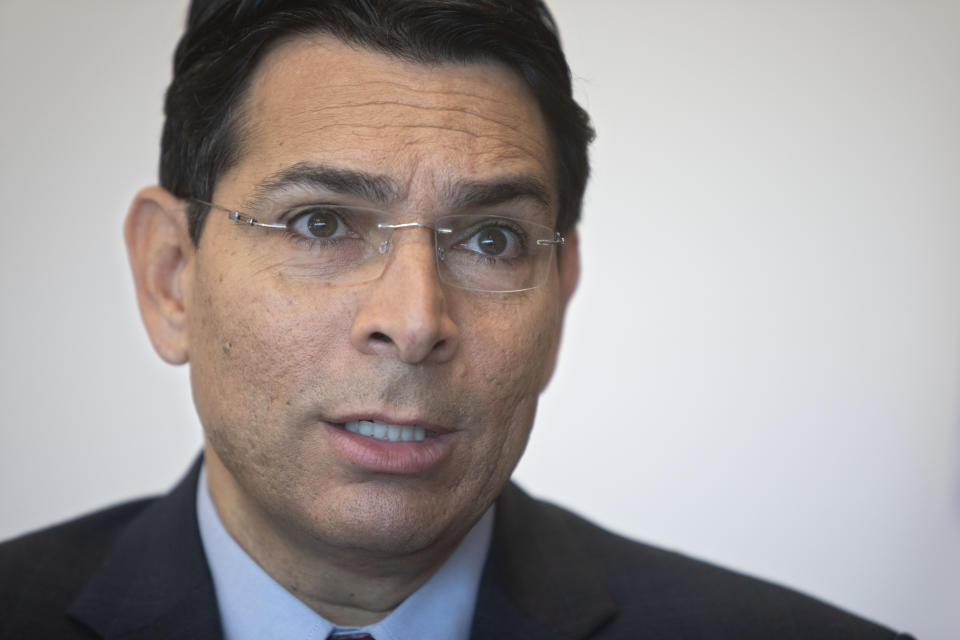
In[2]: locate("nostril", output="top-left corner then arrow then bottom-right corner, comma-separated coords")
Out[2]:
371,331 -> 392,343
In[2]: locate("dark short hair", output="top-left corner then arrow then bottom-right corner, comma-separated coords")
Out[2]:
161,0 -> 594,242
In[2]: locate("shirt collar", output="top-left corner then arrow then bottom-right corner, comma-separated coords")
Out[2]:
197,466 -> 493,640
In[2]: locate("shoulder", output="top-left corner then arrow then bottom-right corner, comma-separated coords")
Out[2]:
0,498 -> 157,636
492,484 -> 913,639
1,459 -> 218,639
0,498 -> 157,583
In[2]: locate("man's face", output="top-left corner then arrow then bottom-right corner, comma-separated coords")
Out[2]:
182,36 -> 575,558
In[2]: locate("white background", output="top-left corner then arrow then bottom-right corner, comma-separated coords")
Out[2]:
1,2 -> 957,638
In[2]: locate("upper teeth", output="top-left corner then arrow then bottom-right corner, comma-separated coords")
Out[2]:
344,420 -> 428,442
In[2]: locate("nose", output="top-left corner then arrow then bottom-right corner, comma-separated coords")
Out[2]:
350,231 -> 459,364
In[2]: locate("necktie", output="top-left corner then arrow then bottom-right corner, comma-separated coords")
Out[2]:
330,634 -> 374,640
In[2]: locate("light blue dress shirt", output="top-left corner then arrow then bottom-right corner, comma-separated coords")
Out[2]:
196,467 -> 493,640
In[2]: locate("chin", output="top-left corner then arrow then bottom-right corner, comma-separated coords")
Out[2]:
302,483 -> 474,557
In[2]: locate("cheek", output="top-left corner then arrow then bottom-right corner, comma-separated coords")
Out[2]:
459,294 -> 561,430
450,301 -> 560,498
188,269 -> 353,431
469,296 -> 559,378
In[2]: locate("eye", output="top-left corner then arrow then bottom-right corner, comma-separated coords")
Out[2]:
460,223 -> 524,258
287,205 -> 350,239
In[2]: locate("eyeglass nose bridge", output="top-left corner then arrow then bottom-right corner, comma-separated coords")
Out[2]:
375,221 -> 452,255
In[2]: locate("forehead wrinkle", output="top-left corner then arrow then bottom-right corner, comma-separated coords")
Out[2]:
277,98 -> 548,160
308,78 -> 524,107
288,117 -> 551,179
389,103 -> 542,154
295,79 -> 540,134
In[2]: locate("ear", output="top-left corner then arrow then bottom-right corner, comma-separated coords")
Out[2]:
124,186 -> 194,365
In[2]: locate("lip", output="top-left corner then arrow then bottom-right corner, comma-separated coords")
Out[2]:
323,415 -> 455,474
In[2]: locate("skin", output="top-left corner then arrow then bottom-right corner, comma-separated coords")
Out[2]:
125,36 -> 579,625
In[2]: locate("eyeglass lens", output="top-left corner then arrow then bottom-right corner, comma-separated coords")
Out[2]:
225,203 -> 559,292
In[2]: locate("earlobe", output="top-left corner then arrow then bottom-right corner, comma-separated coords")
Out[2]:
124,186 -> 193,365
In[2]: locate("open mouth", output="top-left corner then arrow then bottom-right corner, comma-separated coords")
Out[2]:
342,420 -> 436,442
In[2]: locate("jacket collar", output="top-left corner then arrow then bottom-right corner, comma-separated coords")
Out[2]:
67,457 -> 222,639
471,483 -> 618,640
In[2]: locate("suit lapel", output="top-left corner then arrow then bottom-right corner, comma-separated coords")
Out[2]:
471,483 -> 618,640
66,458 -> 223,639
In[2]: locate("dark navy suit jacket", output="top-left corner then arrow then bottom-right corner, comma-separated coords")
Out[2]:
0,458 -> 912,639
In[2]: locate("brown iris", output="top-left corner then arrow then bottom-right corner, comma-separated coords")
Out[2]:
306,209 -> 339,238
476,227 -> 508,255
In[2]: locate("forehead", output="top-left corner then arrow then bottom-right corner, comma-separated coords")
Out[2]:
220,35 -> 556,211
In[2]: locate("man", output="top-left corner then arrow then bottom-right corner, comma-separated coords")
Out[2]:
0,1 -> 913,638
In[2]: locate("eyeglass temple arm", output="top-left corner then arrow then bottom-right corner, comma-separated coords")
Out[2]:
227,210 -> 286,229
190,199 -> 286,230
537,232 -> 565,247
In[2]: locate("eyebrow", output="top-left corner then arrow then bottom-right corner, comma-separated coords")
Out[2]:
244,162 -> 399,211
243,161 -> 553,219
450,176 -> 553,212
